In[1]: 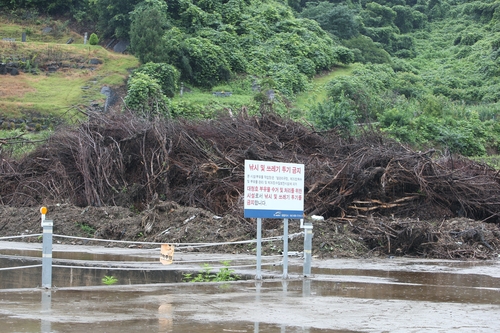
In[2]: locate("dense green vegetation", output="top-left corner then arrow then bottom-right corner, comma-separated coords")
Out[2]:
2,0 -> 500,159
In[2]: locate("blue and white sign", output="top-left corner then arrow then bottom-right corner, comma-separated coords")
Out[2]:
244,160 -> 304,219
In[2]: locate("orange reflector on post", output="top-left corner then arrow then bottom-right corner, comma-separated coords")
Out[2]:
160,244 -> 175,265
40,207 -> 48,215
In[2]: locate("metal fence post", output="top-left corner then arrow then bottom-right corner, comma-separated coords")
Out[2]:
40,207 -> 53,288
303,222 -> 313,277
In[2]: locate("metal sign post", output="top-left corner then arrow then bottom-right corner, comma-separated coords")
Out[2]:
283,218 -> 288,279
244,160 -> 304,280
256,218 -> 262,279
40,207 -> 53,288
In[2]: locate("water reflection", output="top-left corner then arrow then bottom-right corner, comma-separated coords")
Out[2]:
0,257 -> 182,289
158,297 -> 173,331
41,290 -> 51,333
1,249 -> 155,262
154,280 -> 335,333
310,276 -> 500,304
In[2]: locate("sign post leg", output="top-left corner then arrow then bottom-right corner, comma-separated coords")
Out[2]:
283,218 -> 288,279
256,218 -> 262,280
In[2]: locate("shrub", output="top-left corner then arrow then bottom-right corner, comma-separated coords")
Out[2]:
309,92 -> 356,135
124,72 -> 170,119
89,33 -> 99,45
133,62 -> 180,98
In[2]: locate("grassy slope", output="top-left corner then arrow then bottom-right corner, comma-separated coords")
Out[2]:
0,18 -> 139,120
294,65 -> 357,111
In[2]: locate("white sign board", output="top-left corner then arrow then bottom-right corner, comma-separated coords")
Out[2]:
244,160 -> 304,219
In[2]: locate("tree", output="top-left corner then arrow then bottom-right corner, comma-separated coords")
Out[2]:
300,2 -> 360,40
3,0 -> 87,14
180,37 -> 232,87
361,3 -> 396,28
92,0 -> 141,39
129,0 -> 169,64
392,5 -> 426,33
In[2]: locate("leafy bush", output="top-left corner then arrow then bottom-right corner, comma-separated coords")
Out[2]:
342,36 -> 391,64
325,75 -> 380,121
133,62 -> 180,98
309,92 -> 356,135
378,107 -> 413,128
332,46 -> 355,65
183,37 -> 231,88
267,63 -> 309,96
88,32 -> 99,45
124,72 -> 170,119
183,261 -> 240,282
460,32 -> 482,45
102,275 -> 118,285
153,0 -> 338,89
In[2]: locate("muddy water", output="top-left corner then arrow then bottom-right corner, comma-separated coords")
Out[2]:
1,248 -> 155,261
0,258 -> 182,289
1,245 -> 500,332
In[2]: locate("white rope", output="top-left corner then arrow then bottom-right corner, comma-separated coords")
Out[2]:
52,232 -> 304,248
53,234 -> 166,245
51,263 -> 280,270
0,264 -> 42,271
174,254 -> 283,264
0,234 -> 42,240
52,264 -> 157,270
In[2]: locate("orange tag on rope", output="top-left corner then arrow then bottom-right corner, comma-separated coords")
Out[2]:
160,244 -> 175,265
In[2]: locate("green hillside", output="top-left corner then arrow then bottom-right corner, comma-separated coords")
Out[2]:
1,0 -> 500,160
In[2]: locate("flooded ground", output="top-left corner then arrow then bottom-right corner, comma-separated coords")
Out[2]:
1,241 -> 500,332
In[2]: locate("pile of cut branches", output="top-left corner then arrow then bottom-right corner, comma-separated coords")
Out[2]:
1,111 -> 500,223
1,111 -> 499,258
344,216 -> 500,259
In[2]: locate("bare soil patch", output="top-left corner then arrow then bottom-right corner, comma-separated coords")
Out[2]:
0,73 -> 36,98
1,203 -> 498,260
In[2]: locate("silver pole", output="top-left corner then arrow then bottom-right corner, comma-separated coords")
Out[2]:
303,222 -> 313,277
283,218 -> 288,279
42,220 -> 53,288
256,218 -> 262,280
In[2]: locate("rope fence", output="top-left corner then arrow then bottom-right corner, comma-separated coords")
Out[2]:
0,264 -> 42,271
0,234 -> 42,240
0,232 -> 303,248
0,232 -> 302,271
1,215 -> 314,287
